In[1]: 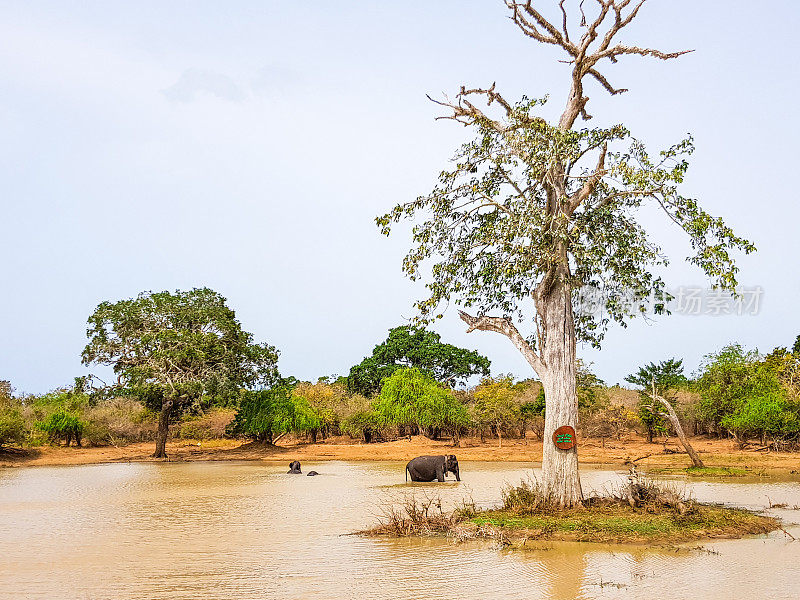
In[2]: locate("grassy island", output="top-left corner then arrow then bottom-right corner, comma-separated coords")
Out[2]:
362,476 -> 781,546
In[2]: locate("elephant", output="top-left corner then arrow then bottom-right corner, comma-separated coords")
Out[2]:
288,461 -> 302,474
405,455 -> 460,482
307,471 -> 319,476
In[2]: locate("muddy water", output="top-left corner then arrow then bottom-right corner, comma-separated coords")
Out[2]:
1,461 -> 798,600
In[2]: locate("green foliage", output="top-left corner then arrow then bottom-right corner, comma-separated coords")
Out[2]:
377,96 -> 754,346
346,325 -> 490,396
0,381 -> 26,448
720,393 -> 800,443
340,410 -> 382,442
692,344 -> 800,445
626,358 -> 686,441
472,376 -> 520,442
374,367 -> 469,437
291,381 -> 347,435
227,382 -> 320,443
82,288 -> 280,415
793,335 -> 800,356
36,410 -> 85,446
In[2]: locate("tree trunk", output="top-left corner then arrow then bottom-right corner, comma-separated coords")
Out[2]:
538,283 -> 583,507
652,390 -> 704,468
152,399 -> 173,458
497,421 -> 502,448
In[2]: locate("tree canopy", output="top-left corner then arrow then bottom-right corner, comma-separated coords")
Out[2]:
346,325 -> 490,396
81,287 -> 279,456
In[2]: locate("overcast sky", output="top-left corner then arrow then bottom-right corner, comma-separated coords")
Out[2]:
2,1 -> 799,394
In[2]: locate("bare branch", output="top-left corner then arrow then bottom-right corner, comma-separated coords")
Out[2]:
567,142 -> 607,213
505,1 -> 578,55
587,68 -> 628,95
458,310 -> 544,374
596,44 -> 694,63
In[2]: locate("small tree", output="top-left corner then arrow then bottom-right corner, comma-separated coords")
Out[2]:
626,358 -> 685,443
472,376 -> 520,447
82,288 -> 279,458
291,380 -> 347,442
346,325 -> 490,396
227,385 -> 304,444
627,358 -> 703,467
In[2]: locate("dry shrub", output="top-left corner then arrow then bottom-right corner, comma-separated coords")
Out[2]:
177,409 -> 235,440
606,466 -> 695,514
365,493 -> 470,536
83,398 -> 158,446
502,476 -> 562,513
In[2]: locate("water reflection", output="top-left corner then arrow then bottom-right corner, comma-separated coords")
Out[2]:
0,461 -> 798,599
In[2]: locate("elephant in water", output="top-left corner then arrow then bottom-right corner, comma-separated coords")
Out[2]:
307,471 -> 319,476
406,455 -> 460,482
288,461 -> 302,474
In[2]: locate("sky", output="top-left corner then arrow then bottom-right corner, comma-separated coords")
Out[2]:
1,1 -> 799,394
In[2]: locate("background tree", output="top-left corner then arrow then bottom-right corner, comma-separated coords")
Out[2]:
626,358 -> 686,443
0,381 -> 26,451
291,380 -> 348,442
82,288 -> 279,457
346,325 -> 490,396
472,375 -> 520,447
378,1 -> 753,506
695,344 -> 800,448
627,358 -> 703,467
373,367 -> 470,442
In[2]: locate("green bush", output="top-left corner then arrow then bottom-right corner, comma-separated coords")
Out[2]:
0,407 -> 27,448
374,367 -> 469,440
36,411 -> 86,447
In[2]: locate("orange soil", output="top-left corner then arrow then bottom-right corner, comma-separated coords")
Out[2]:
3,435 -> 800,473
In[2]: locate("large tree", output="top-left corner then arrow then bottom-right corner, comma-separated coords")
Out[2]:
82,288 -> 279,457
346,325 -> 490,396
378,1 -> 753,506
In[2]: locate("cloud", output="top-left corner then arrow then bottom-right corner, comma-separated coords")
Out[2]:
162,69 -> 245,103
251,64 -> 299,94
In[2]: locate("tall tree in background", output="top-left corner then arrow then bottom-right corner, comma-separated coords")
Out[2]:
346,325 -> 490,396
82,288 -> 279,458
378,1 -> 753,506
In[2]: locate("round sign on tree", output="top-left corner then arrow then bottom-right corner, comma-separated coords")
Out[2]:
552,426 -> 576,451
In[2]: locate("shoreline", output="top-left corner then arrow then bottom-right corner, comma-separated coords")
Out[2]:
3,435 -> 800,474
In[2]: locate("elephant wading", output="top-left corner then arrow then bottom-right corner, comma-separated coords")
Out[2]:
405,455 -> 460,482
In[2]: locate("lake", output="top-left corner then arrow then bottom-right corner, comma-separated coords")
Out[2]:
1,460 -> 798,599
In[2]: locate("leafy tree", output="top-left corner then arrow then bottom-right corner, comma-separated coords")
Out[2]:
625,358 -> 686,443
36,411 -> 85,447
227,385 -> 304,444
0,382 -> 26,450
721,392 -> 800,447
793,335 -> 800,356
695,344 -> 799,447
291,380 -> 347,442
377,2 -> 753,506
374,367 -> 469,441
346,325 -> 490,396
693,345 -> 775,434
82,288 -> 279,457
472,376 -> 520,447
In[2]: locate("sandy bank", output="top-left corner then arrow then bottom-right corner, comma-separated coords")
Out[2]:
3,435 -> 800,474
